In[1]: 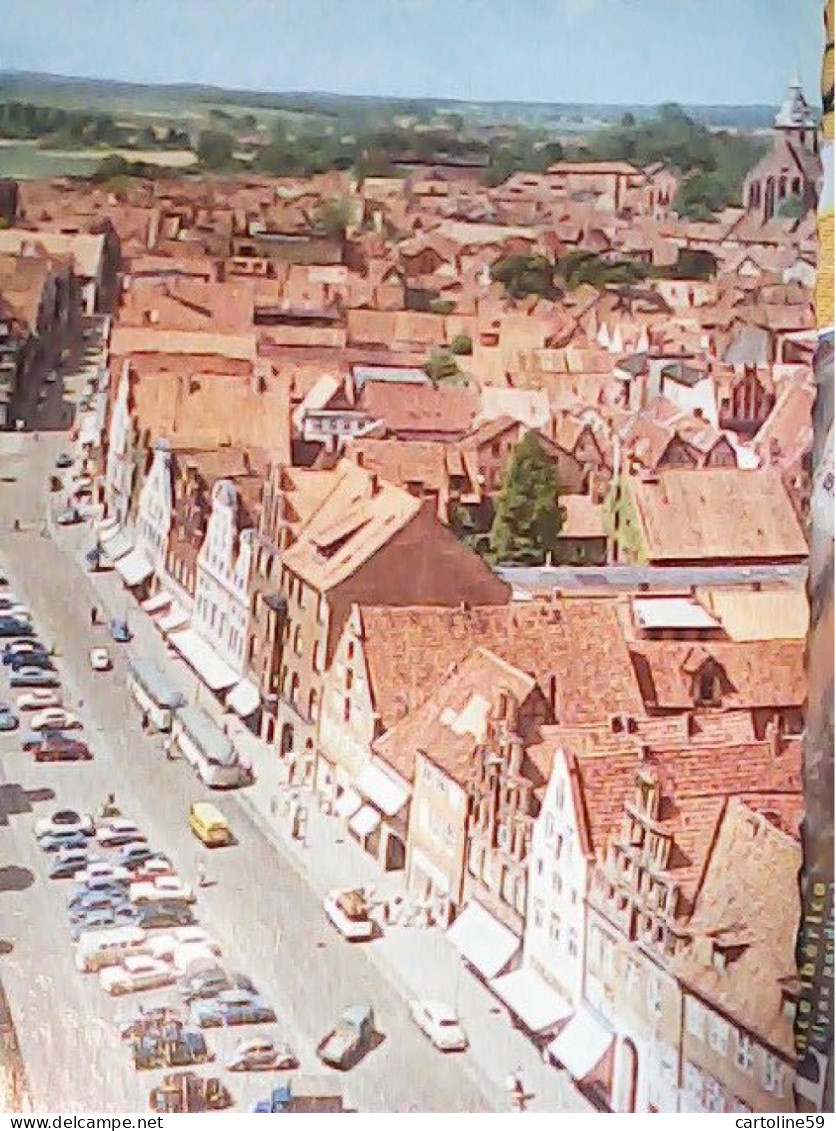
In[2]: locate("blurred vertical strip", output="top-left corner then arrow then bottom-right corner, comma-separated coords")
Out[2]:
795,0 -> 834,1114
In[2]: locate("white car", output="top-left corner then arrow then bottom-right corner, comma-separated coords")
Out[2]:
146,933 -> 222,968
17,689 -> 62,712
323,888 -> 375,941
99,955 -> 175,996
89,648 -> 111,672
74,861 -> 131,889
409,1000 -> 468,1052
161,927 -> 222,956
130,875 -> 196,905
31,708 -> 81,732
131,857 -> 175,881
97,820 -> 146,847
35,808 -> 95,839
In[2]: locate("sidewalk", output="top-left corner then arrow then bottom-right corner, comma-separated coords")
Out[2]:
56,520 -> 591,1114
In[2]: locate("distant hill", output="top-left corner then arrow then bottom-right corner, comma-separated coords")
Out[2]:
0,70 -> 801,133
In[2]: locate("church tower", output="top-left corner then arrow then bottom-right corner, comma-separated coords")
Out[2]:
774,74 -> 819,154
742,75 -> 821,222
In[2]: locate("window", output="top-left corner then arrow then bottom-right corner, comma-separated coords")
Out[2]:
342,697 -> 351,724
551,870 -> 563,896
707,1014 -> 729,1056
589,925 -> 603,967
684,1062 -> 704,1109
534,899 -> 544,929
729,1099 -> 752,1114
735,1032 -> 754,1073
544,813 -> 555,840
704,1076 -> 725,1113
763,1053 -> 784,1097
535,856 -> 544,877
567,927 -> 578,958
685,998 -> 706,1040
647,973 -> 662,1017
549,913 -> 561,944
626,959 -> 640,992
312,642 -> 322,674
292,626 -> 302,656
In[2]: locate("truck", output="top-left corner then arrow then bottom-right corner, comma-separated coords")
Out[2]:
251,1075 -> 345,1113
316,1004 -> 376,1070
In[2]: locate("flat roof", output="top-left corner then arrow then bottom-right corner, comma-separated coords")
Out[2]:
632,597 -> 720,631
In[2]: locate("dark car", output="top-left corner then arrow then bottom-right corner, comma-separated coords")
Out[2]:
190,989 -> 276,1029
133,1029 -> 211,1071
113,844 -> 161,870
33,739 -> 92,763
70,904 -> 139,941
0,707 -> 19,731
39,829 -> 89,853
135,901 -> 196,931
0,620 -> 34,639
179,970 -> 257,1004
67,886 -> 128,913
8,651 -> 53,672
10,668 -> 58,688
3,642 -> 43,664
55,453 -> 73,469
109,619 -> 131,643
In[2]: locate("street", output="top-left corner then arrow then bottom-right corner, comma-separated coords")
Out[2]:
0,427 -> 501,1114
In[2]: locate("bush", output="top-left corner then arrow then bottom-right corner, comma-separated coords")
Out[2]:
196,129 -> 234,170
450,334 -> 473,355
429,298 -> 454,315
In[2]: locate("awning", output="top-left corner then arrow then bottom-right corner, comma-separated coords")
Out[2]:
490,967 -> 574,1033
446,902 -> 520,980
115,548 -> 153,588
547,1008 -> 615,1081
169,629 -> 239,692
349,805 -> 381,839
356,762 -> 409,816
158,605 -> 189,634
100,527 -> 132,562
226,679 -> 261,718
142,590 -> 172,615
334,788 -> 362,820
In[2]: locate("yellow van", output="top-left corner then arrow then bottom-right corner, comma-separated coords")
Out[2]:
189,801 -> 231,848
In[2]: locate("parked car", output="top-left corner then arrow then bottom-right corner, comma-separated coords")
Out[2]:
179,970 -> 256,1004
16,689 -> 62,711
69,904 -> 139,941
190,988 -> 276,1029
36,808 -> 95,839
74,861 -> 131,889
323,888 -> 376,942
48,850 -> 99,880
55,452 -> 73,469
135,902 -> 196,931
408,1001 -> 468,1052
0,620 -> 34,640
8,651 -> 52,672
109,619 -> 131,643
118,1006 -> 187,1043
130,876 -> 195,905
3,641 -> 43,664
22,727 -> 67,751
67,887 -> 131,915
10,668 -> 58,688
31,708 -> 81,731
131,857 -> 176,882
316,1005 -> 376,1070
133,1029 -> 212,1071
56,507 -> 81,526
39,829 -> 89,854
114,844 -> 161,870
100,955 -> 176,996
0,706 -> 19,731
98,820 -> 146,848
89,647 -> 111,672
226,1036 -> 297,1072
33,738 -> 91,763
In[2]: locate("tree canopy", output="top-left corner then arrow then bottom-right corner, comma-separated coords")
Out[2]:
489,431 -> 562,565
196,129 -> 234,169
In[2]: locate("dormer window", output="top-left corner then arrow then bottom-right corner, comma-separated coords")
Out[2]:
696,669 -> 722,706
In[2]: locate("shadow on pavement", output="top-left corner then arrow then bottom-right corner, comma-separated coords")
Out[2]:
0,783 -> 56,826
0,866 -> 34,893
0,939 -> 13,955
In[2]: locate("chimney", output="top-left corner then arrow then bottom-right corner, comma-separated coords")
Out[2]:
355,451 -> 364,469
369,472 -> 380,496
693,407 -> 704,420
243,451 -> 252,474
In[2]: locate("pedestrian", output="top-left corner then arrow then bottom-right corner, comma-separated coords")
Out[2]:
141,710 -> 149,732
90,606 -> 97,627
12,519 -> 19,533
197,861 -> 208,888
164,737 -> 173,761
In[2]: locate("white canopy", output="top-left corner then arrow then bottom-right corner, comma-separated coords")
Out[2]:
349,805 -> 381,840
142,590 -> 172,615
446,902 -> 520,980
490,966 -> 574,1033
226,679 -> 261,718
169,629 -> 239,692
100,527 -> 132,562
115,548 -> 153,588
546,1008 -> 614,1081
356,762 -> 409,816
334,788 -> 362,820
158,605 -> 189,635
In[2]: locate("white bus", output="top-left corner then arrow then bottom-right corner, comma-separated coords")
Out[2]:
172,706 -> 250,789
127,659 -> 185,732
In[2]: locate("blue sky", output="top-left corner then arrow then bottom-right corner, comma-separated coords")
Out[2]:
1,0 -> 824,106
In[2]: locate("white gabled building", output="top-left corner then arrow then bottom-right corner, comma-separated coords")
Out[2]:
136,438 -> 174,575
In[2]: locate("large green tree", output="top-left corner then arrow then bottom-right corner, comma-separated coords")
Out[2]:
489,431 -> 562,565
196,129 -> 234,169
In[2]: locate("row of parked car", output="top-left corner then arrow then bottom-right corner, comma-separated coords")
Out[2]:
32,803 -> 303,1108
